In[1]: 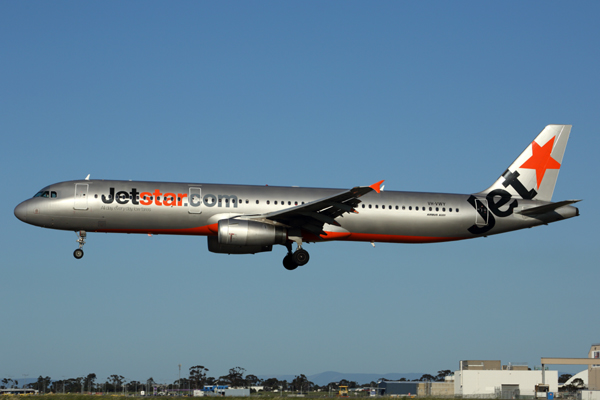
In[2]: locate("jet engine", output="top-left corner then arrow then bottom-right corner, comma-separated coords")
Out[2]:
207,219 -> 287,254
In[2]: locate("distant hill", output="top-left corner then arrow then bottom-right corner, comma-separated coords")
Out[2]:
257,371 -> 426,386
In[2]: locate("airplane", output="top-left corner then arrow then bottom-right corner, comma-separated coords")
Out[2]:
14,124 -> 580,270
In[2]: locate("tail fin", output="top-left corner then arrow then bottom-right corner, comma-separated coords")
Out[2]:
478,124 -> 571,202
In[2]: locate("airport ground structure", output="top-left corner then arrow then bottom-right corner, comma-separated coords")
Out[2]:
3,344 -> 599,399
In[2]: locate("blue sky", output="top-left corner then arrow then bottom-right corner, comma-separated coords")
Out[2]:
1,1 -> 599,384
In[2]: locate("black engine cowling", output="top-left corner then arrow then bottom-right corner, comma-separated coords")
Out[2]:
207,219 -> 287,254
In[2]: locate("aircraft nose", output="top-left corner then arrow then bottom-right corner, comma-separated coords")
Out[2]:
14,201 -> 28,222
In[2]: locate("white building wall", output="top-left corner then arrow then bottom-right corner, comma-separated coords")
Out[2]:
579,391 -> 600,400
454,370 -> 558,397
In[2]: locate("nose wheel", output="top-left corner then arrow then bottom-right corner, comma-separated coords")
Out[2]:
74,230 -> 86,259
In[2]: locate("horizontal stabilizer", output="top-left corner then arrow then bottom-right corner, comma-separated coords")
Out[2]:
519,200 -> 581,216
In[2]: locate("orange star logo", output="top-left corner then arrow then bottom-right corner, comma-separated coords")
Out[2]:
520,136 -> 561,188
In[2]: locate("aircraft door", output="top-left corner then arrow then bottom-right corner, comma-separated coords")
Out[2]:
188,187 -> 202,214
474,199 -> 489,226
74,183 -> 89,210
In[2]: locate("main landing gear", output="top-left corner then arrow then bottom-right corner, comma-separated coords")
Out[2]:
74,230 -> 86,259
282,240 -> 310,271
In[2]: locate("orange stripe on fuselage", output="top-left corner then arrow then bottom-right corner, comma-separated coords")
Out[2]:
315,231 -> 465,244
345,232 -> 465,244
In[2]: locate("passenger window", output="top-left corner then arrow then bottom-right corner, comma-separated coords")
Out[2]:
409,206 -> 412,210
395,205 -> 398,210
402,206 -> 405,210
375,205 -> 378,209
369,204 -> 372,209
256,200 -> 259,204
442,208 -> 446,212
429,207 -> 432,211
274,201 -> 278,205
456,208 -> 459,212
267,200 -> 270,205
295,201 -> 298,205
436,207 -> 439,212
288,201 -> 291,205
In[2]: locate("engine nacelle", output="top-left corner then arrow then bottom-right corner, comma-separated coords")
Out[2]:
207,219 -> 287,254
207,236 -> 273,254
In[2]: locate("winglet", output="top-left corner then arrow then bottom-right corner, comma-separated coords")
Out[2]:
85,174 -> 90,181
369,180 -> 385,194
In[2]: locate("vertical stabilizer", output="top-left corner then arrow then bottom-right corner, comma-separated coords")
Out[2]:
478,125 -> 571,202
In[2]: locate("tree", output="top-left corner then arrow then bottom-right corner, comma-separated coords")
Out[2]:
205,377 -> 217,386
146,377 -> 156,394
418,374 -> 436,382
35,376 -> 50,393
1,378 -> 13,389
291,375 -> 309,393
339,379 -> 350,387
129,381 -> 142,394
108,375 -> 125,393
189,365 -> 209,389
262,377 -> 280,391
435,370 -> 452,382
559,374 -> 573,384
280,380 -> 289,391
561,378 -> 586,392
220,367 -> 246,387
245,375 -> 262,387
84,373 -> 97,392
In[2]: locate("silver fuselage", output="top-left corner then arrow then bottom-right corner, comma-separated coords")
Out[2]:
14,179 -> 579,243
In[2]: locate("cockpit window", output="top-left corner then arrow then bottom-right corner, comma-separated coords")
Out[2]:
33,190 -> 58,198
33,190 -> 50,198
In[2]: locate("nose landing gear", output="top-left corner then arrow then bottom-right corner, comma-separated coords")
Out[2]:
74,230 -> 86,259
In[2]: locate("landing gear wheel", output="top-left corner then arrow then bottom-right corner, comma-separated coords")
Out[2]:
283,254 -> 298,270
74,230 -> 87,259
292,249 -> 310,266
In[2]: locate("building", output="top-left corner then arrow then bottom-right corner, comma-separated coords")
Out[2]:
589,343 -> 600,391
455,360 -> 558,398
377,380 -> 454,397
201,385 -> 250,397
377,381 -> 418,396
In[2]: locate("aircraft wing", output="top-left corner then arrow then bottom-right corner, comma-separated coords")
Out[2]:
243,180 -> 384,236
